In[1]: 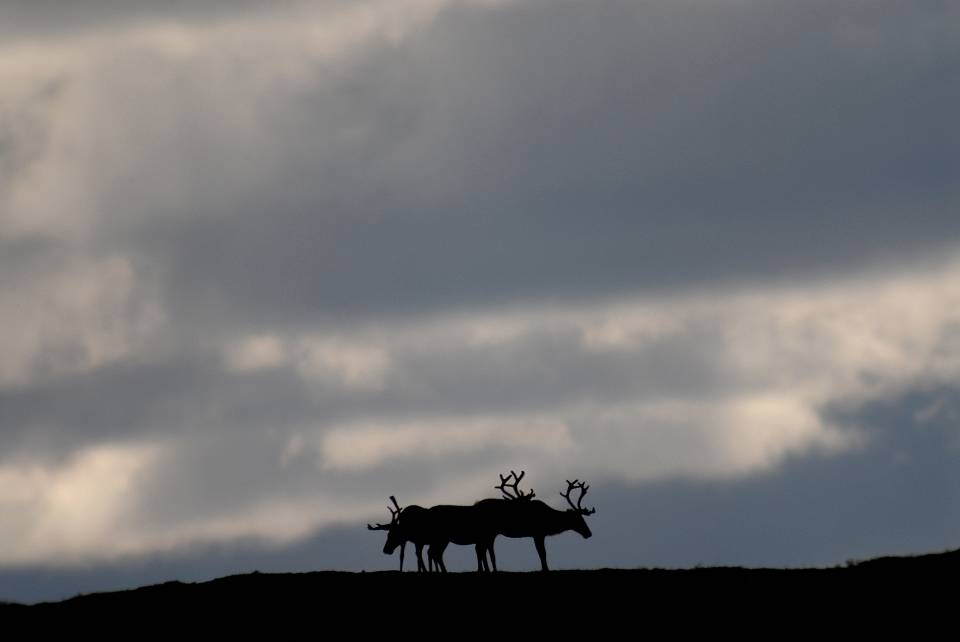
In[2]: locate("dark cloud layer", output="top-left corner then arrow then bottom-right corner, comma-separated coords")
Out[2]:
115,0 -> 960,327
0,1 -> 312,40
7,2 -> 934,324
0,314 -> 747,462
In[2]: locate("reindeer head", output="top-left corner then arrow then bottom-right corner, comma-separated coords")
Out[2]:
367,495 -> 404,554
560,480 -> 596,539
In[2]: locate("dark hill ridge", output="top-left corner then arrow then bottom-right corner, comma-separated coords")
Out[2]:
3,548 -> 958,616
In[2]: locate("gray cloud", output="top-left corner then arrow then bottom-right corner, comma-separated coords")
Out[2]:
5,1 -> 955,327
0,1 -> 312,40
131,0 -> 959,326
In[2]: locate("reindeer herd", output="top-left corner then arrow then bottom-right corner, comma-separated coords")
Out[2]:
367,471 -> 596,572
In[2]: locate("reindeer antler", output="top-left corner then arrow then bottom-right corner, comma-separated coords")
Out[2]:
366,495 -> 403,530
560,479 -> 596,515
495,470 -> 535,500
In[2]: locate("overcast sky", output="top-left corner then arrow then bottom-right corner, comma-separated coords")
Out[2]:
1,0 -> 959,603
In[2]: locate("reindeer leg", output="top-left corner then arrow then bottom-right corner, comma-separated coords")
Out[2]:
475,543 -> 487,572
416,543 -> 426,572
488,538 -> 497,572
434,542 -> 448,573
535,536 -> 549,571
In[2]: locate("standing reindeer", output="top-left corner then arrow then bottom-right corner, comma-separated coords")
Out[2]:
479,471 -> 595,571
367,496 -> 432,572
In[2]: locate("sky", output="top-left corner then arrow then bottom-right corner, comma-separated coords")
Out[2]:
1,0 -> 959,603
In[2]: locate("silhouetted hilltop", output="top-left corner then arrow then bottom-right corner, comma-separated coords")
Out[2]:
4,548 -> 957,620
844,546 -> 960,572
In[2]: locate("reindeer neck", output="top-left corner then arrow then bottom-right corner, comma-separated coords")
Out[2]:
529,504 -> 573,536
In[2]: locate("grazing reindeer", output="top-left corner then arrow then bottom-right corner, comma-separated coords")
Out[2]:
367,496 -> 493,572
367,496 -> 431,572
480,472 -> 596,571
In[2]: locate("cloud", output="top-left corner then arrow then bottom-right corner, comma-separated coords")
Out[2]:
2,0 -> 957,326
224,335 -> 287,373
319,416 -> 574,471
0,254 -> 163,388
295,337 -> 391,389
0,441 -> 161,563
0,1 -> 429,43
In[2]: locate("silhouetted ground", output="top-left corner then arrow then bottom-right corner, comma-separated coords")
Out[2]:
3,548 -> 957,625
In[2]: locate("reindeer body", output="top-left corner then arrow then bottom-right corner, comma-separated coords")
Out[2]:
378,502 -> 495,572
420,504 -> 497,572
473,474 -> 595,571
384,504 -> 431,572
369,498 -> 435,572
476,497 -> 592,570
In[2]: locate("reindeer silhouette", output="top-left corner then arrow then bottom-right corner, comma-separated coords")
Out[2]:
419,504 -> 496,572
367,496 -> 493,572
367,496 -> 432,572
478,471 -> 595,571
368,473 -> 595,572
413,472 -> 532,572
